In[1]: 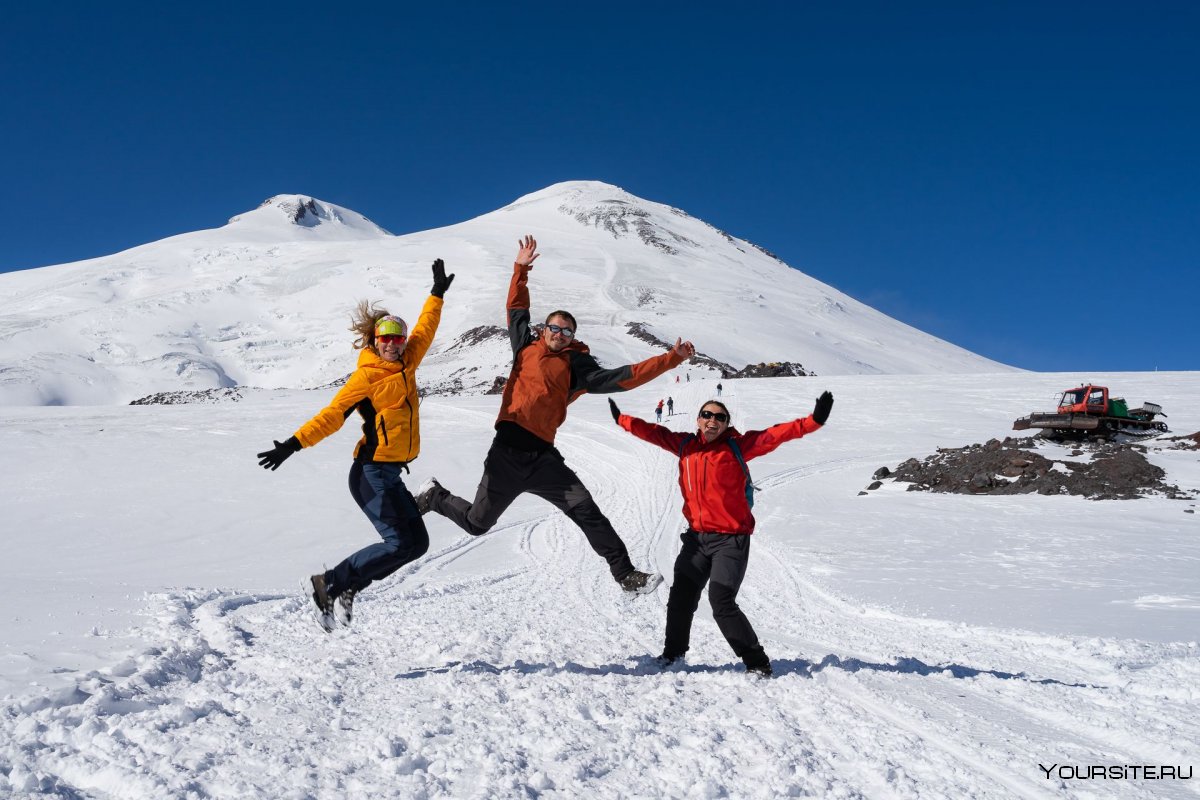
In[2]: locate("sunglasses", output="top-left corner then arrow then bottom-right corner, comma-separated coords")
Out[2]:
698,410 -> 729,423
377,334 -> 407,345
546,323 -> 575,339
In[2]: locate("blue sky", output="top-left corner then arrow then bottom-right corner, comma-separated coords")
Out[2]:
2,2 -> 1196,371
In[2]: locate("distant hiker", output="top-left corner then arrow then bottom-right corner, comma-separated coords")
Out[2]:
675,375 -> 680,383
716,382 -> 723,397
686,372 -> 690,383
256,259 -> 454,631
666,397 -> 674,416
416,235 -> 694,596
655,399 -> 664,423
607,391 -> 834,677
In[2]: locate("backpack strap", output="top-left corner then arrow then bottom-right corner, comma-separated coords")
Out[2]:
679,434 -> 757,509
726,438 -> 757,509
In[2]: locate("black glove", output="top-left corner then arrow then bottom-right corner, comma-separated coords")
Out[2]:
431,258 -> 455,298
257,436 -> 301,471
608,398 -> 621,423
812,391 -> 834,425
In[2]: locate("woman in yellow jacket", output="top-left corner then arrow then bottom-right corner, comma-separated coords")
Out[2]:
257,259 -> 453,631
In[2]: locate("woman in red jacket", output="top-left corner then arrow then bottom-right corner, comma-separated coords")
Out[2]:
609,391 -> 833,677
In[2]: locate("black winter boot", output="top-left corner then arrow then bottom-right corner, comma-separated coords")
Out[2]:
308,574 -> 336,633
619,570 -> 663,595
743,646 -> 773,678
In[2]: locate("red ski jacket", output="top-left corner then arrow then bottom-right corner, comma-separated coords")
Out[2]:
620,415 -> 822,534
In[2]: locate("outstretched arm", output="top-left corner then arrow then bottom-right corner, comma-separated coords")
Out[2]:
568,337 -> 693,395
291,371 -> 373,449
505,235 -> 539,355
738,391 -> 834,459
608,398 -> 689,454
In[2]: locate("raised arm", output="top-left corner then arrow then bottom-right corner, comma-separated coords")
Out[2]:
401,295 -> 443,370
397,259 -> 451,369
568,337 -> 694,396
505,235 -> 540,355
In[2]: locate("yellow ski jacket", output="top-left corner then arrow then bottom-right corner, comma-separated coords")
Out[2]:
293,295 -> 442,463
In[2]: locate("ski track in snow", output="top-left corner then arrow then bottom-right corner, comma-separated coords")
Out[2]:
3,377 -> 1199,798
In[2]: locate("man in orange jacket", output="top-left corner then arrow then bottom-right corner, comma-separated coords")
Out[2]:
417,235 -> 695,594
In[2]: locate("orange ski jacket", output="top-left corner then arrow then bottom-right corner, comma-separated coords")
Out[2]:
293,294 -> 443,463
496,262 -> 684,445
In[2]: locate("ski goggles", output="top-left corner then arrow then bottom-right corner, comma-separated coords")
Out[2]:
546,323 -> 575,339
377,334 -> 407,346
698,410 -> 729,423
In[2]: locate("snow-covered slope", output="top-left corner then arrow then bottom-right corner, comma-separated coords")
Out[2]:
0,183 -> 1013,406
1,371 -> 1196,797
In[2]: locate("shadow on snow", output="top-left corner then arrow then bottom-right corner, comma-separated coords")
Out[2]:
394,654 -> 1099,688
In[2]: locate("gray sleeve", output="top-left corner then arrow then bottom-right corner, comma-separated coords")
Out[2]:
568,351 -> 635,395
508,307 -> 533,356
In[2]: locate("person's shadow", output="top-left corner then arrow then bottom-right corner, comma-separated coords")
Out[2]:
774,654 -> 1098,688
396,654 -> 1098,688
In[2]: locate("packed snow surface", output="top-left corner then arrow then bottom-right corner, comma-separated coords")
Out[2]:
2,371 -> 1198,798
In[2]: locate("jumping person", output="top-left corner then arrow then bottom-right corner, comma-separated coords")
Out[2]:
256,260 -> 454,631
608,391 -> 834,676
417,235 -> 695,595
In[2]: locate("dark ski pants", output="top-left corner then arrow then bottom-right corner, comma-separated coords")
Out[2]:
663,530 -> 768,668
325,461 -> 430,599
428,439 -> 636,581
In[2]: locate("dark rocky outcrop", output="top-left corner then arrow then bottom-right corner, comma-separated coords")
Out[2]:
129,388 -> 246,405
728,361 -> 810,379
625,322 -> 812,378
446,325 -> 507,350
885,437 -> 1193,501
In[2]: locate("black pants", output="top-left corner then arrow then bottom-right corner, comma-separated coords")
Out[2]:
325,461 -> 430,599
428,438 -> 636,581
664,529 -> 768,667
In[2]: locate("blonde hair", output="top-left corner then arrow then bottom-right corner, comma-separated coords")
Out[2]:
350,300 -> 390,351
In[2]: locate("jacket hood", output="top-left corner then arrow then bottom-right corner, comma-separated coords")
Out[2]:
356,347 -> 405,372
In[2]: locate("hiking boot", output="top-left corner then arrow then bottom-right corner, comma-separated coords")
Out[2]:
414,477 -> 443,515
618,570 -> 663,595
308,574 -> 336,633
746,662 -> 774,679
336,588 -> 357,626
654,652 -> 684,669
743,646 -> 773,678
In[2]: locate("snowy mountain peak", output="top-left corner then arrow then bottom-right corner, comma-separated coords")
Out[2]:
505,180 -> 634,208
226,194 -> 392,238
0,182 -> 1015,406
495,181 -> 727,258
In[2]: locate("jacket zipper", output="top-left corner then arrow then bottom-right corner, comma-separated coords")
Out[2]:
404,397 -> 414,456
399,366 -> 413,457
685,451 -> 703,531
378,416 -> 389,445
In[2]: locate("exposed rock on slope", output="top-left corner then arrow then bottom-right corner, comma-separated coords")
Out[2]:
881,437 -> 1193,501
